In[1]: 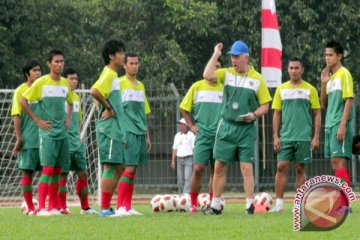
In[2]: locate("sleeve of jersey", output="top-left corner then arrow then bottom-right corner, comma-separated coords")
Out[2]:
257,78 -> 272,105
23,81 -> 41,102
310,87 -> 321,109
172,134 -> 179,149
214,68 -> 227,84
271,87 -> 281,110
66,87 -> 74,104
144,95 -> 151,115
342,70 -> 354,99
179,86 -> 194,112
79,102 -> 83,122
11,88 -> 22,116
91,76 -> 110,99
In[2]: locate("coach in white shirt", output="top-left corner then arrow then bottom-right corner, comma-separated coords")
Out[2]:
171,118 -> 195,194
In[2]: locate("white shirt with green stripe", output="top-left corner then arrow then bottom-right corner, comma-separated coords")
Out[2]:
11,82 -> 41,149
119,75 -> 151,135
180,79 -> 223,137
325,66 -> 354,128
23,75 -> 73,140
92,66 -> 126,142
272,80 -> 320,141
214,66 -> 272,123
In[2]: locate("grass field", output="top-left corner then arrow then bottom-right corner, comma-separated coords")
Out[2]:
0,202 -> 359,240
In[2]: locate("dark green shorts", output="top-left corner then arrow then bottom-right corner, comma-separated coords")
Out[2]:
193,133 -> 215,165
213,119 -> 256,163
97,131 -> 125,165
123,132 -> 147,166
18,148 -> 41,171
324,122 -> 352,159
39,137 -> 70,168
62,144 -> 87,173
277,141 -> 312,164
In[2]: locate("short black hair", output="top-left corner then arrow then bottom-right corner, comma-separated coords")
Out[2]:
326,41 -> 344,55
102,39 -> 125,65
22,59 -> 41,80
63,68 -> 77,78
288,57 -> 303,67
125,52 -> 138,64
47,49 -> 64,62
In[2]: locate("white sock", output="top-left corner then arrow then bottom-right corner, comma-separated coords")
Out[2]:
245,198 -> 254,209
276,198 -> 284,208
211,197 -> 221,210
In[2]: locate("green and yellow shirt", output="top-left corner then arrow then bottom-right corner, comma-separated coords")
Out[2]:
272,80 -> 320,141
180,79 -> 223,137
23,75 -> 73,140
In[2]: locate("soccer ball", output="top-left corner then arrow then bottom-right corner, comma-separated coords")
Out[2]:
254,192 -> 273,211
198,193 -> 210,211
176,194 -> 191,212
198,194 -> 225,211
150,195 -> 163,212
20,199 -> 39,214
197,193 -> 210,211
159,195 -> 177,212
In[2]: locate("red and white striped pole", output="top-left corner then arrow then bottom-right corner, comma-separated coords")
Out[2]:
261,0 -> 282,170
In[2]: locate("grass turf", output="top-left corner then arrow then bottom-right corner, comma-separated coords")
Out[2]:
0,202 -> 358,240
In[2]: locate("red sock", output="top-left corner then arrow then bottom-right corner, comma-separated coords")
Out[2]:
59,178 -> 67,209
48,167 -> 61,211
190,192 -> 199,207
335,168 -> 351,187
21,176 -> 34,211
116,171 -> 134,209
101,192 -> 113,209
124,173 -> 135,211
38,167 -> 54,210
209,192 -> 213,202
76,179 -> 90,210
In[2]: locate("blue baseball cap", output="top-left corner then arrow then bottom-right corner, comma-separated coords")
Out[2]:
227,40 -> 249,55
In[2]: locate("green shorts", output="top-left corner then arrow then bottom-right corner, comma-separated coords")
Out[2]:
324,122 -> 353,159
123,132 -> 147,166
18,148 -> 41,171
213,119 -> 256,163
97,131 -> 125,165
62,144 -> 87,173
193,133 -> 215,165
39,137 -> 70,168
277,141 -> 312,164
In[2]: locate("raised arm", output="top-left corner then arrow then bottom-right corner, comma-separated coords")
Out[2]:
320,67 -> 330,108
203,43 -> 223,82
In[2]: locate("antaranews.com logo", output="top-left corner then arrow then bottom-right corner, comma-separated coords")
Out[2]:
293,175 -> 356,231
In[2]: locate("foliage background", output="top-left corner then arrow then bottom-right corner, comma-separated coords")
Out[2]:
0,0 -> 359,91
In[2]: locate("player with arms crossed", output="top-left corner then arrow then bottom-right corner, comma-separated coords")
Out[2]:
90,39 -> 127,217
320,41 -> 354,190
21,49 -> 73,216
114,52 -> 151,217
12,59 -> 42,215
58,68 -> 97,215
203,40 -> 271,215
271,58 -> 321,212
180,60 -> 223,214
